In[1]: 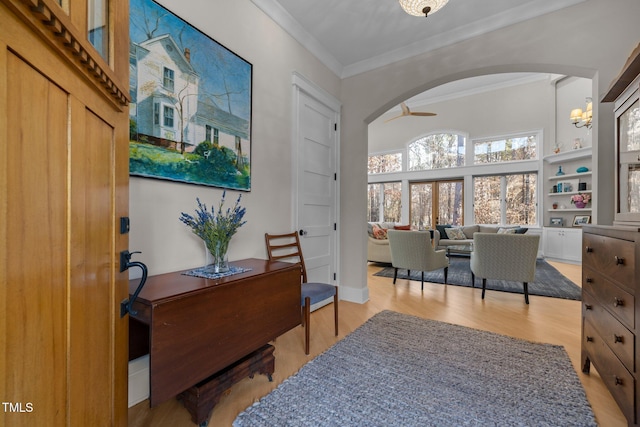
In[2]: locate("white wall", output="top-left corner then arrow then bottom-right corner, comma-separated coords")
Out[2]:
340,0 -> 640,301
129,0 -> 340,276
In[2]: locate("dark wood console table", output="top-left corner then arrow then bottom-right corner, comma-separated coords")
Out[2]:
128,258 -> 301,422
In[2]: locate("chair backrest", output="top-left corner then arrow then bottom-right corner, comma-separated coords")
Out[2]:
387,230 -> 439,270
265,232 -> 306,283
470,233 -> 540,282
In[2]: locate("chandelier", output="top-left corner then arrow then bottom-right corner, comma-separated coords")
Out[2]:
570,97 -> 593,129
399,0 -> 450,17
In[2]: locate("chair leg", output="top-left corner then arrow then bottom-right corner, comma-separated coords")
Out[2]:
481,278 -> 487,299
523,282 -> 530,304
333,291 -> 339,336
471,272 -> 475,287
443,266 -> 448,284
393,267 -> 398,284
421,271 -> 424,290
304,296 -> 311,355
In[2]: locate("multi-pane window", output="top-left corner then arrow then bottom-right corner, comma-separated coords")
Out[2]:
367,182 -> 401,223
368,152 -> 402,174
163,67 -> 175,91
408,133 -> 465,171
473,173 -> 537,225
205,125 -> 212,142
163,105 -> 174,128
88,0 -> 109,61
474,134 -> 537,164
153,103 -> 160,125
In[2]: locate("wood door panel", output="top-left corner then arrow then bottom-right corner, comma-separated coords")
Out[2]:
4,50 -> 68,425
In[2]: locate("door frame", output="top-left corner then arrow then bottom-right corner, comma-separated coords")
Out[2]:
409,179 -> 465,227
291,72 -> 341,290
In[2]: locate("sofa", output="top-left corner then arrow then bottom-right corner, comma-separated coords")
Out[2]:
433,224 -> 527,250
367,222 -> 410,263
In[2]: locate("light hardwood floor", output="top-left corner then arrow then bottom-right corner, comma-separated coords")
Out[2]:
129,260 -> 626,427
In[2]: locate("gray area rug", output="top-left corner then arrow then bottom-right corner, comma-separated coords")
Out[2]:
234,310 -> 596,426
373,257 -> 582,301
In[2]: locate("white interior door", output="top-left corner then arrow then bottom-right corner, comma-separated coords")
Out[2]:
293,75 -> 340,293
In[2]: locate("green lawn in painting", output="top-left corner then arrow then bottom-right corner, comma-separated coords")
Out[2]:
129,142 -> 250,190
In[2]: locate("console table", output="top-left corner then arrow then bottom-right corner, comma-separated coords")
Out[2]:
128,258 -> 301,420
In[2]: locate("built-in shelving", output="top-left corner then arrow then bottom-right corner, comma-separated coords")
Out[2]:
543,147 -> 592,164
548,171 -> 592,181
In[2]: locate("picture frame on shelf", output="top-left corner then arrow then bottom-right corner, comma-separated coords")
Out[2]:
572,215 -> 591,227
550,217 -> 564,227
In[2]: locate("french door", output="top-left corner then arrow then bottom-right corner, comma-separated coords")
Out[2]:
410,180 -> 464,229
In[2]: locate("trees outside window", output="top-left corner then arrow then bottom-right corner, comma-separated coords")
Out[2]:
474,134 -> 537,164
474,173 -> 537,225
368,152 -> 402,174
408,133 -> 465,171
367,182 -> 401,223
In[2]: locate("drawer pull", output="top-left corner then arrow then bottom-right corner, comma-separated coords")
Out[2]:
584,304 -> 593,310
585,277 -> 593,283
585,246 -> 593,253
613,297 -> 624,307
614,334 -> 624,343
614,256 -> 625,265
586,336 -> 594,342
614,376 -> 624,386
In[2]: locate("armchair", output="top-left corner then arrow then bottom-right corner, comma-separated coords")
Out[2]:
387,230 -> 449,290
470,233 -> 540,304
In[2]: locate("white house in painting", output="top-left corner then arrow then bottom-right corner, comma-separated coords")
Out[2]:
130,34 -> 249,161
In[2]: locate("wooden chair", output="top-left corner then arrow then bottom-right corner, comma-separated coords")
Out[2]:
265,232 -> 338,354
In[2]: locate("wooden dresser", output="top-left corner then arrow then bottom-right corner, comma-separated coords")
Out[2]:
582,225 -> 640,425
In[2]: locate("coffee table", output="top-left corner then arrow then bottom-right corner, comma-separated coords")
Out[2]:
446,244 -> 473,256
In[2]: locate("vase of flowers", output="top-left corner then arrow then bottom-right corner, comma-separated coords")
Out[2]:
179,191 -> 247,273
571,193 -> 591,209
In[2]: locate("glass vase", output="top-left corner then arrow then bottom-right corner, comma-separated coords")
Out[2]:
205,240 -> 229,273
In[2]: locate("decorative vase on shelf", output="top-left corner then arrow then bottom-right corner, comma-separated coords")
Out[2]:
556,166 -> 565,176
574,201 -> 586,209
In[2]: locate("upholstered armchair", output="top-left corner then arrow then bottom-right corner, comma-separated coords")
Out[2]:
387,230 -> 449,290
470,233 -> 541,304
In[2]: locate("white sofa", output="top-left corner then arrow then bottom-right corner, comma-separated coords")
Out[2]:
367,222 -> 405,263
433,224 -> 527,250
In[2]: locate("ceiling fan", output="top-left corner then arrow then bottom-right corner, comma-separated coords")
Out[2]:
385,102 -> 437,122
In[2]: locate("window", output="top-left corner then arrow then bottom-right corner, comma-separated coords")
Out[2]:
368,152 -> 402,174
88,0 -> 109,62
474,134 -> 537,164
163,67 -> 175,91
163,105 -> 174,128
408,133 -> 465,171
153,103 -> 159,125
410,180 -> 463,229
367,182 -> 401,223
473,173 -> 537,225
205,125 -> 212,142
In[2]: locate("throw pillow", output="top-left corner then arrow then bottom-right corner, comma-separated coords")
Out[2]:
436,224 -> 452,240
514,227 -> 528,234
372,224 -> 388,240
445,227 -> 466,240
497,227 -> 517,234
394,224 -> 411,230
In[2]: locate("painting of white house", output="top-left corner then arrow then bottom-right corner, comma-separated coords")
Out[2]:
129,0 -> 252,190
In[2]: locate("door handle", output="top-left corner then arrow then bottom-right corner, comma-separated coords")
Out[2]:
119,250 -> 148,317
299,229 -> 307,236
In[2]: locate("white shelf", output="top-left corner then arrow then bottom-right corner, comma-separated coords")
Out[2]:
547,208 -> 592,212
548,171 -> 592,181
544,147 -> 592,164
548,190 -> 592,197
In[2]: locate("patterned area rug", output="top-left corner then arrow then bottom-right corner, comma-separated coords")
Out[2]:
234,311 -> 596,426
373,257 -> 582,301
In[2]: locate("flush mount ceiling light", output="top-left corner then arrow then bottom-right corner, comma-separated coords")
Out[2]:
398,0 -> 450,17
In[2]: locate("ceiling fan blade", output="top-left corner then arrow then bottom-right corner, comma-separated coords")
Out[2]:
384,115 -> 404,123
410,112 -> 437,117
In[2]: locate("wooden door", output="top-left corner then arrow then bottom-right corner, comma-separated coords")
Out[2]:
0,0 -> 130,425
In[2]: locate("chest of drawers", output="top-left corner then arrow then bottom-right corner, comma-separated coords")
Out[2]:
582,225 -> 640,425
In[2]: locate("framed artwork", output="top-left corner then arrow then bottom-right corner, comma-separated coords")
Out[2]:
129,0 -> 252,190
572,215 -> 591,227
549,217 -> 564,227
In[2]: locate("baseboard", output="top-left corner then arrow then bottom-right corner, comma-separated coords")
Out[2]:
128,354 -> 150,407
